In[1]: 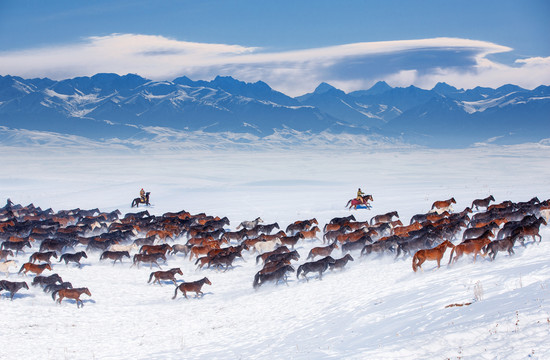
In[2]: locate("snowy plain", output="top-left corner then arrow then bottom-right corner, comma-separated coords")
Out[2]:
1,131 -> 550,360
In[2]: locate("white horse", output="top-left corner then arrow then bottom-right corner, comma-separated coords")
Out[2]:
108,243 -> 139,253
236,217 -> 263,230
254,239 -> 282,254
0,260 -> 17,276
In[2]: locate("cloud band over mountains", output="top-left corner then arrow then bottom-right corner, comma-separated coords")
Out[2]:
0,34 -> 548,96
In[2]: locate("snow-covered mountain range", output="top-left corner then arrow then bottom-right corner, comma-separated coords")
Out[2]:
1,73 -> 548,147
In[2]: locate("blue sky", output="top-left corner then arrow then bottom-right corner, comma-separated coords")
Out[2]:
1,0 -> 549,95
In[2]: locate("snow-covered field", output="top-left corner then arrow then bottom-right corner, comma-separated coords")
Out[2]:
1,139 -> 550,359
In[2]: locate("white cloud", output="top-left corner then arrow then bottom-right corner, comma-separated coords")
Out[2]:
0,33 -> 548,96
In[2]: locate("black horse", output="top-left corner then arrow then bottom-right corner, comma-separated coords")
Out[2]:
31,273 -> 63,287
100,250 -> 131,265
296,256 -> 336,281
131,192 -> 151,208
0,280 -> 29,300
44,281 -> 73,293
253,265 -> 295,289
1,240 -> 31,256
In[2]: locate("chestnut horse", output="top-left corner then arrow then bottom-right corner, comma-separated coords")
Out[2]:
173,277 -> 212,299
52,287 -> 92,308
412,240 -> 455,272
306,241 -> 339,260
18,262 -> 52,275
448,235 -> 493,265
298,226 -> 320,240
148,268 -> 183,285
370,211 -> 399,226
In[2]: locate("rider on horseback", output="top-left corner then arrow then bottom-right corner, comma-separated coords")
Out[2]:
357,188 -> 366,204
140,188 -> 146,202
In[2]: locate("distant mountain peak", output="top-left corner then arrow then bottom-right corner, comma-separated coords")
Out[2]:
367,81 -> 392,95
314,82 -> 338,94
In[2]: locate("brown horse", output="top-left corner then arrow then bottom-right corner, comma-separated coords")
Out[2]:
140,244 -> 173,256
148,268 -> 183,285
412,240 -> 455,272
431,198 -> 456,213
448,236 -> 492,265
29,251 -> 58,264
298,226 -> 320,240
53,287 -> 92,308
471,195 -> 495,211
173,277 -> 211,299
132,253 -> 166,269
329,254 -> 354,271
370,211 -> 399,226
100,250 -> 131,265
511,217 -> 547,245
18,262 -> 52,275
307,241 -> 339,260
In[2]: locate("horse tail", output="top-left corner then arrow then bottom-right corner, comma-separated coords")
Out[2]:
52,289 -> 59,301
412,253 -> 419,272
148,272 -> 155,283
323,223 -> 327,233
18,264 -> 25,274
236,223 -> 242,230
345,200 -> 351,208
253,272 -> 261,289
194,257 -> 201,266
172,286 -> 179,300
255,254 -> 262,265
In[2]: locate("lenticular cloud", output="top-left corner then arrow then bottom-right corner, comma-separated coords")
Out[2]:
0,34 -> 548,95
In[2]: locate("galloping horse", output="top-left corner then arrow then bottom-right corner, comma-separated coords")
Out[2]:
329,254 -> 354,271
236,217 -> 263,230
253,265 -> 294,289
18,262 -> 52,275
296,256 -> 336,281
430,197 -> 456,214
0,280 -> 29,300
100,250 -> 131,265
346,195 -> 373,210
1,240 -> 31,256
370,211 -> 399,226
0,249 -> 14,260
511,217 -> 547,245
306,241 -> 339,260
148,268 -> 183,285
173,277 -> 211,299
29,251 -> 58,264
132,253 -> 166,269
59,251 -> 88,268
131,192 -> 150,208
471,195 -> 495,211
484,236 -> 517,260
411,240 -> 455,272
448,235 -> 493,265
31,273 -> 63,287
52,287 -> 92,308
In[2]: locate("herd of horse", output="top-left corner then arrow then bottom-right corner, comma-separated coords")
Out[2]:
0,194 -> 548,305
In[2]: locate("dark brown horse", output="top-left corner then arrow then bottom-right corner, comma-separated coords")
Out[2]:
100,250 -> 131,265
329,254 -> 354,270
471,195 -> 495,211
52,287 -> 92,308
1,240 -> 31,256
173,277 -> 211,299
278,233 -> 305,249
511,217 -> 547,245
148,268 -> 183,285
296,256 -> 336,281
132,253 -> 166,269
412,240 -> 455,272
31,273 -> 63,287
59,251 -> 88,267
306,241 -> 339,260
0,249 -> 14,260
29,251 -> 58,264
484,236 -> 517,260
18,262 -> 52,275
253,265 -> 294,289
